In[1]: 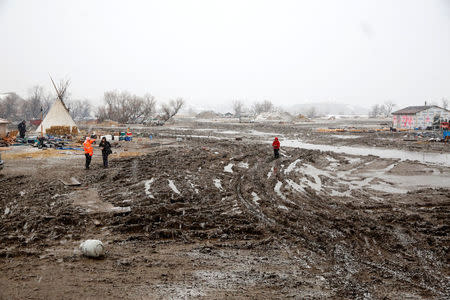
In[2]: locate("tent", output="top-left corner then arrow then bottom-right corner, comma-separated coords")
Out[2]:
36,98 -> 78,134
36,76 -> 78,134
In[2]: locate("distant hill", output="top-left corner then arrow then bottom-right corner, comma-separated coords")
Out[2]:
288,102 -> 369,116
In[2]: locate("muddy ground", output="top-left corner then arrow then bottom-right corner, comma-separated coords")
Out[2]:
0,120 -> 449,299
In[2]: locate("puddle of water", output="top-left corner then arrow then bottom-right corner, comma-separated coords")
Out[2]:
282,140 -> 450,167
369,184 -> 407,194
332,135 -> 362,139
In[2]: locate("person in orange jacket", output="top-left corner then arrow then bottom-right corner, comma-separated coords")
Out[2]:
83,137 -> 95,169
272,137 -> 280,159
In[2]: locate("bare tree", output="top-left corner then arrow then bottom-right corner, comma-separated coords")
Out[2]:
66,99 -> 92,120
0,93 -> 23,121
306,106 -> 316,118
251,100 -> 274,115
97,90 -> 158,123
369,104 -> 381,118
23,86 -> 45,119
161,98 -> 184,122
383,101 -> 396,116
232,100 -> 245,117
442,98 -> 448,109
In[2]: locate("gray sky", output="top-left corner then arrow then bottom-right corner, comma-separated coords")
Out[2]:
1,0 -> 449,111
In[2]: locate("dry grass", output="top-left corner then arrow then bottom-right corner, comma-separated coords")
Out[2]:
2,148 -> 72,159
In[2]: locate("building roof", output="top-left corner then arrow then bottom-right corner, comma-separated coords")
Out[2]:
392,105 -> 448,115
0,118 -> 10,124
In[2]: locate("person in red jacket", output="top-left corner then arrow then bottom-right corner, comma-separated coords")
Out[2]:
272,137 -> 280,159
83,137 -> 96,169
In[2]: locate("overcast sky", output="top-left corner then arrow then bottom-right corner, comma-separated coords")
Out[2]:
1,0 -> 449,111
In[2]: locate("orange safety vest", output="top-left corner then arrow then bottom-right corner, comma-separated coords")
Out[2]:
83,139 -> 95,156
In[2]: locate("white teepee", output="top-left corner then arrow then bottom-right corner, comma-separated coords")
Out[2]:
36,76 -> 78,134
36,98 -> 78,133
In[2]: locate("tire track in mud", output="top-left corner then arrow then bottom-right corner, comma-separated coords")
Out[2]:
2,138 -> 448,298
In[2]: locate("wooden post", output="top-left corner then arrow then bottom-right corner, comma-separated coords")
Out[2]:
40,107 -> 43,137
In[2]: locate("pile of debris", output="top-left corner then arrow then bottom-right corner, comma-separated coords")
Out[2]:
0,131 -> 17,147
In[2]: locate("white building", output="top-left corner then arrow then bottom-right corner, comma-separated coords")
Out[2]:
392,105 -> 450,130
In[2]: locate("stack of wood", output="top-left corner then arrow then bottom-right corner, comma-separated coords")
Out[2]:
1,131 -> 17,147
46,126 -> 72,135
71,126 -> 78,135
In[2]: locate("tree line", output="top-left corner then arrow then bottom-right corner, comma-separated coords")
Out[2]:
95,90 -> 184,123
0,81 -> 184,124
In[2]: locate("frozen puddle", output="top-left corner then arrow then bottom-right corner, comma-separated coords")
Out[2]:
224,163 -> 234,173
282,140 -> 450,167
168,180 -> 181,194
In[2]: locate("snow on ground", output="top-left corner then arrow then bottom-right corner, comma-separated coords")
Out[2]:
144,178 -> 155,199
224,163 -> 234,173
251,192 -> 260,205
168,180 -> 181,194
237,162 -> 249,169
284,159 -> 301,174
274,181 -> 285,199
267,166 -> 274,179
213,179 -> 223,191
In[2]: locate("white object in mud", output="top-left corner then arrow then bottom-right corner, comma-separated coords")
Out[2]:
79,240 -> 105,258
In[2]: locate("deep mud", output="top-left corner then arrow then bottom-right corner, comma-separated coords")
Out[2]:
0,132 -> 449,299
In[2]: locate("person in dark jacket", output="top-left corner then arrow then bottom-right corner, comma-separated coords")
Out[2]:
272,137 -> 280,159
99,137 -> 112,168
18,120 -> 26,139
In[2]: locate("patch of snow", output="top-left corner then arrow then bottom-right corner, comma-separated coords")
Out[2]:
219,130 -> 240,134
144,178 -> 155,199
278,205 -> 288,210
284,159 -> 301,174
238,162 -> 249,169
213,178 -> 223,191
224,163 -> 234,173
274,181 -> 286,200
251,192 -> 260,205
267,166 -> 274,179
110,206 -> 131,213
4,207 -> 10,215
285,179 -> 305,193
168,180 -> 181,194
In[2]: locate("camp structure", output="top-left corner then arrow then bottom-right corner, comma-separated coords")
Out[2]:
0,118 -> 10,138
36,77 -> 78,134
